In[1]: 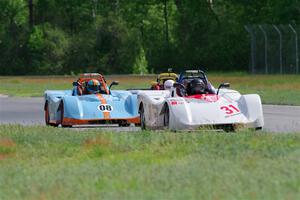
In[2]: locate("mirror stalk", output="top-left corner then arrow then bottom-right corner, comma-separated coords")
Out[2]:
217,83 -> 230,95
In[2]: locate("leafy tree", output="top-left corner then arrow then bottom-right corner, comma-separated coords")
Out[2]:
133,47 -> 148,74
27,24 -> 69,74
1,0 -> 300,75
94,15 -> 140,74
0,0 -> 28,75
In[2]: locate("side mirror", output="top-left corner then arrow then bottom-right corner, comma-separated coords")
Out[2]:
73,82 -> 79,86
173,83 -> 187,97
109,81 -> 119,90
217,83 -> 230,95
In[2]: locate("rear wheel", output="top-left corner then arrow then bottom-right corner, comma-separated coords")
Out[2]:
163,105 -> 170,128
119,123 -> 130,127
139,105 -> 146,130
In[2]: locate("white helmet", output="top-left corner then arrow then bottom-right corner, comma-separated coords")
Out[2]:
164,80 -> 175,90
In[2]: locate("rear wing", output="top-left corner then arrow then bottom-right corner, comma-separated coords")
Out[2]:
79,73 -> 104,79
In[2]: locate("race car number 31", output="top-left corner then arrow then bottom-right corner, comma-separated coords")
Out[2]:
98,104 -> 113,112
220,104 -> 240,115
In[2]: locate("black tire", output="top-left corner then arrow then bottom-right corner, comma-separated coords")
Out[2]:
45,102 -> 59,127
45,102 -> 50,126
134,123 -> 141,127
222,124 -> 235,132
255,127 -> 263,131
139,105 -> 146,130
119,123 -> 130,127
59,101 -> 72,128
163,105 -> 169,128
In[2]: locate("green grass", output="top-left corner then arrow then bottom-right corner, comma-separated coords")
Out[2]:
0,75 -> 152,97
208,74 -> 300,106
0,125 -> 299,199
1,74 -> 300,105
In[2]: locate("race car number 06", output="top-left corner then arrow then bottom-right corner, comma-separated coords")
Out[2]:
98,104 -> 113,112
220,105 -> 240,115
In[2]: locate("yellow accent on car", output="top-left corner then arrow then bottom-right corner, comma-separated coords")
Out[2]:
157,72 -> 178,84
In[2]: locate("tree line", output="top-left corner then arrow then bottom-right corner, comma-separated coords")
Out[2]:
0,0 -> 299,75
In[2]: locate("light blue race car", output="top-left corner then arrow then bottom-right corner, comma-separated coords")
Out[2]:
44,73 -> 140,127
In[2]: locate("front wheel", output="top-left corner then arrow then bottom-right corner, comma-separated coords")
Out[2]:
163,105 -> 169,128
45,102 -> 58,127
222,124 -> 235,132
139,105 -> 146,130
59,101 -> 72,128
45,102 -> 50,126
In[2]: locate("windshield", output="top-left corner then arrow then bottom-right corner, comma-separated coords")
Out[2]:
179,70 -> 207,84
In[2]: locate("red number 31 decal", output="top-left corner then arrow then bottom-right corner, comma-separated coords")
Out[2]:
220,105 -> 240,115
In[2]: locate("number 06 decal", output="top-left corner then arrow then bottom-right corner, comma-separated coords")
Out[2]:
220,105 -> 240,115
98,104 -> 113,112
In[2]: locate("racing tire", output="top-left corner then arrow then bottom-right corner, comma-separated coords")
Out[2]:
45,102 -> 50,126
134,123 -> 141,127
119,123 -> 130,127
222,124 -> 235,132
45,102 -> 58,127
59,101 -> 72,128
255,127 -> 263,131
163,105 -> 170,128
139,104 -> 146,130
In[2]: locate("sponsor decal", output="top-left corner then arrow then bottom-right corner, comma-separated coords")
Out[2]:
171,101 -> 177,105
170,100 -> 184,106
98,104 -> 113,112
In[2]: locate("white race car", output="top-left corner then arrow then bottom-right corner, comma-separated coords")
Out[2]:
137,70 -> 264,131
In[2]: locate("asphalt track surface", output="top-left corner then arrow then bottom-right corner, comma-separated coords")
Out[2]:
0,96 -> 300,133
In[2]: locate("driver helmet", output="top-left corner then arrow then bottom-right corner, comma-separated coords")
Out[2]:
190,79 -> 206,95
164,80 -> 175,90
86,79 -> 101,94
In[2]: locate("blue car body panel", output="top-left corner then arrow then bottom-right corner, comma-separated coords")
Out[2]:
44,88 -> 139,125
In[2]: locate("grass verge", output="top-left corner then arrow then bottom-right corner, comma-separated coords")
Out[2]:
0,125 -> 299,200
1,74 -> 300,105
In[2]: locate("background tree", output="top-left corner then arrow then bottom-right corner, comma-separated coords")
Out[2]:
0,0 -> 300,75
